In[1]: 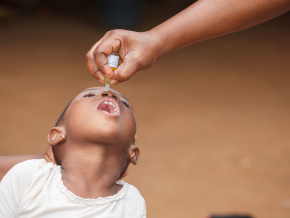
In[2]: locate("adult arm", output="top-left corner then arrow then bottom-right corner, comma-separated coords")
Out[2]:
0,146 -> 55,181
87,0 -> 290,83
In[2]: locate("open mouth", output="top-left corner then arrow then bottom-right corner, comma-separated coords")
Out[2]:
97,98 -> 120,117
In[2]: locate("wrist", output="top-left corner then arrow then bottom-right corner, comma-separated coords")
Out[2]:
145,29 -> 167,61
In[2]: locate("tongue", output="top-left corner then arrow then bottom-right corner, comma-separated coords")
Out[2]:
99,104 -> 114,114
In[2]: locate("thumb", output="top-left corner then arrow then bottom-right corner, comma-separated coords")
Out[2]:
113,58 -> 140,83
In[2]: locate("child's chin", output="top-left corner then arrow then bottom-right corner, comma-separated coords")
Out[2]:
92,126 -> 120,142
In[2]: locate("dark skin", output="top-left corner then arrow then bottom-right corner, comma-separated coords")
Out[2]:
87,0 -> 289,85
3,1 -> 289,180
0,87 -> 139,199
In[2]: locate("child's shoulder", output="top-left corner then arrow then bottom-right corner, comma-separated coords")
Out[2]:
1,159 -> 56,194
120,181 -> 146,216
120,181 -> 145,202
13,159 -> 53,170
6,159 -> 54,180
127,183 -> 143,196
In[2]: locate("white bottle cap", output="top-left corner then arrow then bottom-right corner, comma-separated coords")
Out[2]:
107,54 -> 119,68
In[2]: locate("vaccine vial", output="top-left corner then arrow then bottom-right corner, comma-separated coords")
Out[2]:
105,54 -> 120,91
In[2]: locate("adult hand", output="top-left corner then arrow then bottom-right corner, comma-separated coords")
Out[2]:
42,145 -> 56,164
87,0 -> 289,85
86,29 -> 161,85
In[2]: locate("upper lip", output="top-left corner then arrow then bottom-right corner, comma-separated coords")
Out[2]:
97,97 -> 120,117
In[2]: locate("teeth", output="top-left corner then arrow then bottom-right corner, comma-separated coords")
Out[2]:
103,101 -> 116,108
101,100 -> 117,113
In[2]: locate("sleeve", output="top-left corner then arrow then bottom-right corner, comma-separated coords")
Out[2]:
127,184 -> 147,218
0,160 -> 38,217
140,197 -> 146,218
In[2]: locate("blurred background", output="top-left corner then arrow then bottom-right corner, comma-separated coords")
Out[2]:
0,1 -> 289,217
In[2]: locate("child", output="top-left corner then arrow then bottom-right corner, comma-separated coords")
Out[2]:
0,87 -> 146,217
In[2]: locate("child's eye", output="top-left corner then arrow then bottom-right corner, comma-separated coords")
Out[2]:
121,100 -> 130,108
83,93 -> 95,98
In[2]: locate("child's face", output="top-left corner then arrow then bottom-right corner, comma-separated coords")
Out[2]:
63,87 -> 136,148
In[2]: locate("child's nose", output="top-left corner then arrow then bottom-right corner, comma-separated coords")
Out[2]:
99,91 -> 120,102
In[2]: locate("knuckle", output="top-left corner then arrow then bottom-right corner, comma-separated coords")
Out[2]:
133,57 -> 144,70
93,47 -> 102,56
106,30 -> 117,38
86,51 -> 92,60
106,29 -> 125,39
117,72 -> 130,81
107,29 -> 120,36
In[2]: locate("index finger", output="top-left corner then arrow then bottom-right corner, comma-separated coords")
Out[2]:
87,32 -> 123,78
94,38 -> 122,78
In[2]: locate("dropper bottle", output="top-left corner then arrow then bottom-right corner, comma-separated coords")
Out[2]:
105,53 -> 120,91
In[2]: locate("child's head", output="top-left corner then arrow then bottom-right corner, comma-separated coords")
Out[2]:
47,87 -> 139,178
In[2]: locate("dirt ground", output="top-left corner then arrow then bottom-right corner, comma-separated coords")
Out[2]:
0,5 -> 289,218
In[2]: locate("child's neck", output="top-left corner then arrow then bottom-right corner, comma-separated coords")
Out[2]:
60,143 -> 125,199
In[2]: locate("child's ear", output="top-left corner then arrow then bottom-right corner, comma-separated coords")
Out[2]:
128,145 -> 140,165
47,127 -> 66,146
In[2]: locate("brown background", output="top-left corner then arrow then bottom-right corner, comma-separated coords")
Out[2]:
0,2 -> 289,218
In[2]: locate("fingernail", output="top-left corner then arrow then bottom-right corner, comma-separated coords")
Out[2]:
99,73 -> 105,82
111,79 -> 119,85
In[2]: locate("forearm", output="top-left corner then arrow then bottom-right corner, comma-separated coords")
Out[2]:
149,0 -> 290,58
0,155 -> 42,181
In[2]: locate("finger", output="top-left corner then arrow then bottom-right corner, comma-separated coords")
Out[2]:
111,79 -> 119,85
86,31 -> 119,79
86,38 -> 105,79
113,55 -> 140,82
86,30 -> 115,56
43,146 -> 56,164
95,30 -> 122,55
94,37 -> 122,79
87,50 -> 115,80
86,52 -> 100,79
87,52 -> 108,83
94,70 -> 105,83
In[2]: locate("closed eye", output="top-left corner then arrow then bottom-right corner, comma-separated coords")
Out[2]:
121,100 -> 130,108
83,93 -> 95,98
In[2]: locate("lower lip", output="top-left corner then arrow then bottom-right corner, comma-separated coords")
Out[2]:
98,109 -> 119,118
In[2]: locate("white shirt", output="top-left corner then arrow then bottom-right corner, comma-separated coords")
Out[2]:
0,159 -> 146,218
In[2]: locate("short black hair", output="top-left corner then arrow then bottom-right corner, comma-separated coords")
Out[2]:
53,99 -> 72,165
55,99 -> 72,126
